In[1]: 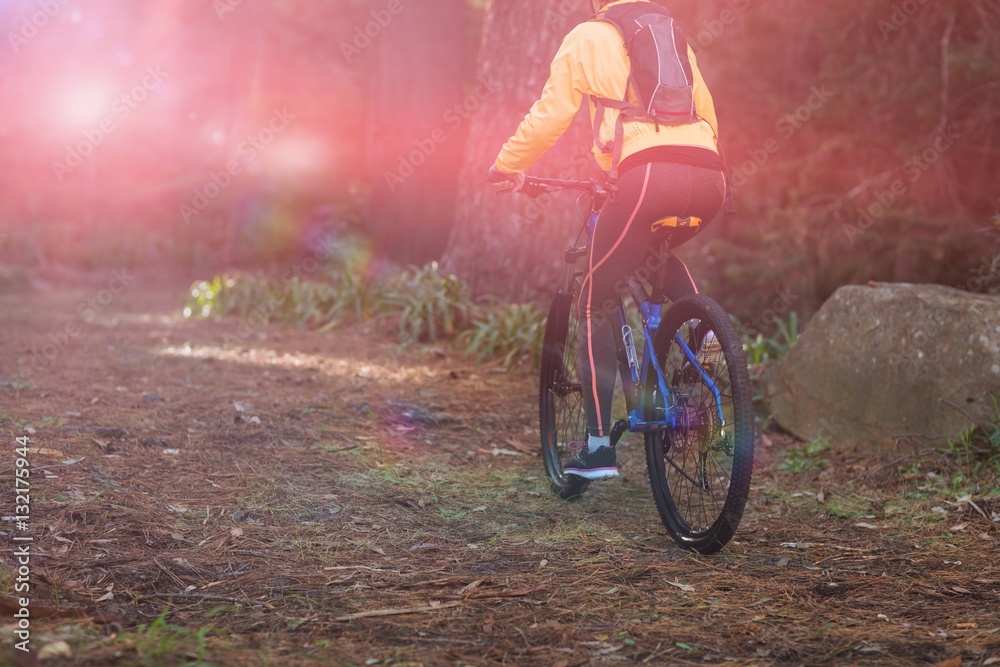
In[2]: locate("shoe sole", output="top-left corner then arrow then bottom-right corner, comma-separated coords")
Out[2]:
564,467 -> 619,480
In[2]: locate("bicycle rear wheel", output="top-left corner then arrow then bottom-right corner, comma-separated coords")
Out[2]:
645,294 -> 754,554
539,279 -> 590,500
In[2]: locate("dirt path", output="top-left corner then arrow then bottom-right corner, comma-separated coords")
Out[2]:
1,271 -> 998,666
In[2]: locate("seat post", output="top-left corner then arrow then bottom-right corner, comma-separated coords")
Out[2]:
650,232 -> 673,303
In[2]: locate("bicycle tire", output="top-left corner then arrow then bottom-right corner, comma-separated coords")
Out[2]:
645,294 -> 754,554
539,279 -> 590,500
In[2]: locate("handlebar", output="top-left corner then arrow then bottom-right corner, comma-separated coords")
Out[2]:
524,177 -> 607,199
489,173 -> 609,201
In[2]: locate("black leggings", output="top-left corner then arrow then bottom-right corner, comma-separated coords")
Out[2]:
577,161 -> 726,437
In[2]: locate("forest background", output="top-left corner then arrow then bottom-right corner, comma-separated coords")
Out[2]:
1,0 -> 998,325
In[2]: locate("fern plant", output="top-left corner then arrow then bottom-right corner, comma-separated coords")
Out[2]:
326,269 -> 391,326
278,276 -> 338,328
460,303 -> 547,369
383,262 -> 476,343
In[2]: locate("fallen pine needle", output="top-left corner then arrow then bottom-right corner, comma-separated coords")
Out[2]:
468,584 -> 546,599
334,601 -> 461,621
134,593 -> 267,607
323,566 -> 399,573
666,581 -> 695,593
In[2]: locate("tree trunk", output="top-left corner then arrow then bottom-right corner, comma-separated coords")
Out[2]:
441,0 -> 599,303
362,0 -> 476,266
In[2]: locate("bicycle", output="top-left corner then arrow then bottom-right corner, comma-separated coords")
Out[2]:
515,174 -> 754,555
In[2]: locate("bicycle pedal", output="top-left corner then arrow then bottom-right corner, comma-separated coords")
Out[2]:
609,419 -> 629,447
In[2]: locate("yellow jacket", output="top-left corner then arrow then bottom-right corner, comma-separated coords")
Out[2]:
496,0 -> 719,175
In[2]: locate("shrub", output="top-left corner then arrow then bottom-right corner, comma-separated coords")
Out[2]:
383,262 -> 476,344
183,274 -> 276,320
740,311 -> 800,366
460,303 -> 547,370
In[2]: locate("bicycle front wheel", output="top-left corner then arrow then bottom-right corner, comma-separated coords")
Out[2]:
645,294 -> 754,554
539,279 -> 590,500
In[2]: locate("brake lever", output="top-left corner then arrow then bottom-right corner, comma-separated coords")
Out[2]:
519,182 -> 550,199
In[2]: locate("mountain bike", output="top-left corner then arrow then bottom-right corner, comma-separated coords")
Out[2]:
522,175 -> 754,555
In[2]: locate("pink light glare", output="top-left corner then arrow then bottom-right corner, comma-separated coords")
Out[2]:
265,136 -> 328,178
51,81 -> 115,131
7,0 -> 353,235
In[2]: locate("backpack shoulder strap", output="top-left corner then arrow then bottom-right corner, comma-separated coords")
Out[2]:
593,1 -> 672,36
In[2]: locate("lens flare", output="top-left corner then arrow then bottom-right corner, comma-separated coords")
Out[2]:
52,81 -> 114,131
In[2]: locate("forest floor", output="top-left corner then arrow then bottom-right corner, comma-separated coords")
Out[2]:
1,270 -> 998,667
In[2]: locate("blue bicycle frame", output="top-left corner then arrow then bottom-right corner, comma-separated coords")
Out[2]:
580,209 -> 727,435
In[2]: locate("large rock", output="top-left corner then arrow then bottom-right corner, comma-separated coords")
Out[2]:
764,283 -> 1000,452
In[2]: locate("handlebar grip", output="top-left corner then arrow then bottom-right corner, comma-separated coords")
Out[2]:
519,182 -> 549,198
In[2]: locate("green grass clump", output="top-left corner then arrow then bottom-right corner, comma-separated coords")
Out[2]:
383,262 -> 475,344
460,303 -> 546,370
183,274 -> 275,320
740,312 -> 800,366
778,440 -> 831,473
183,262 -> 551,369
939,394 -> 1000,491
126,610 -> 214,665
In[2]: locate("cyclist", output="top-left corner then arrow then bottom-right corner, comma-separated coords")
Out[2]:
489,0 -> 729,480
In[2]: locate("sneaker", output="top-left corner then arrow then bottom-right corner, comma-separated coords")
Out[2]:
679,329 -> 720,384
697,330 -> 721,363
564,445 -> 619,480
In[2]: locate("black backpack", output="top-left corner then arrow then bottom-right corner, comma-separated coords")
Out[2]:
591,2 -> 701,183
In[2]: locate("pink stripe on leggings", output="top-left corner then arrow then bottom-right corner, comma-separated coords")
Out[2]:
581,163 -> 652,436
681,256 -> 699,295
